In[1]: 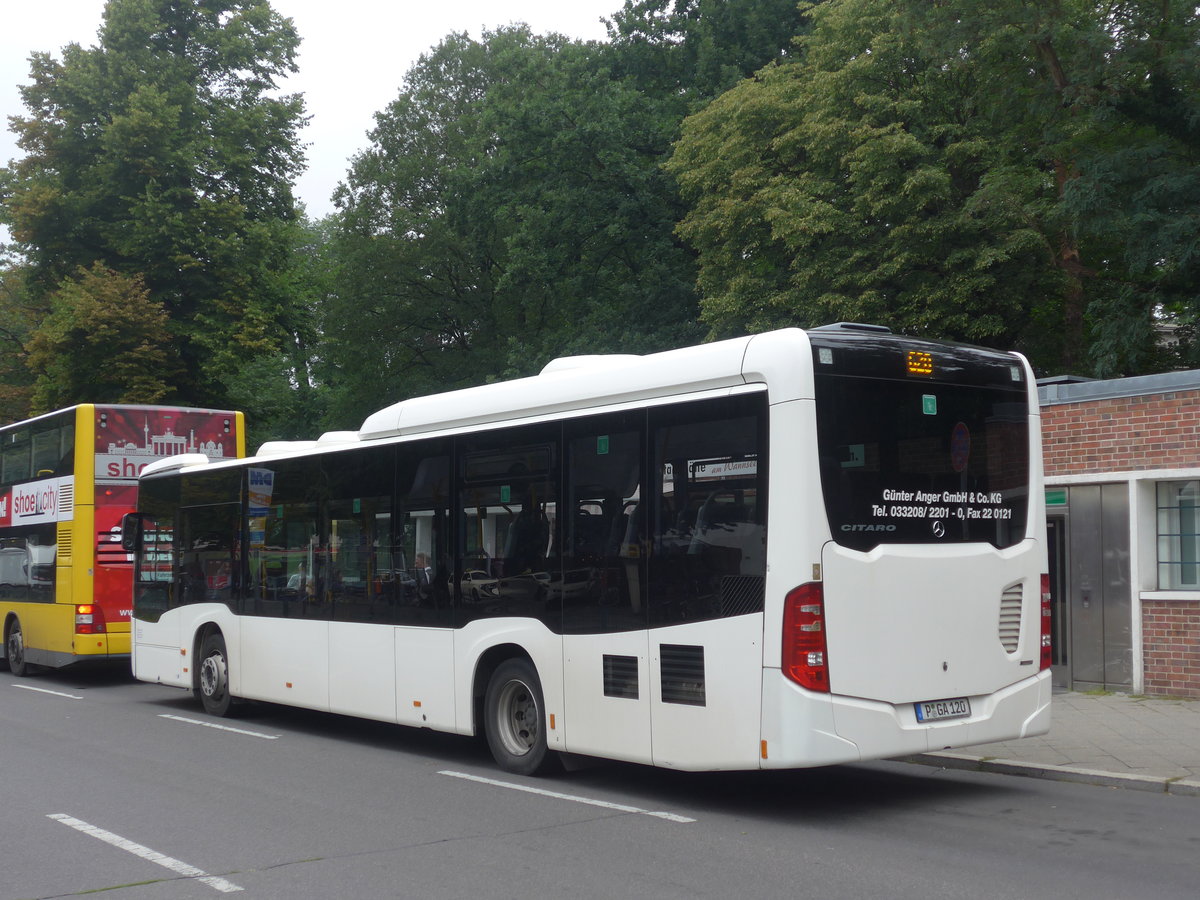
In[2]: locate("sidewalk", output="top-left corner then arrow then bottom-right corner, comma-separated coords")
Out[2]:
908,690 -> 1200,796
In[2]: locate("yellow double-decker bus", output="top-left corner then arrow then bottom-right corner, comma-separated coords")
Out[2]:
1,404 -> 243,675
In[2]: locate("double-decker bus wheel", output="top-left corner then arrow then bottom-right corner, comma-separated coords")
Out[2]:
6,618 -> 31,677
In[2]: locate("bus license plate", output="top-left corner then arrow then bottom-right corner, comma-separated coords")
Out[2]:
915,697 -> 971,722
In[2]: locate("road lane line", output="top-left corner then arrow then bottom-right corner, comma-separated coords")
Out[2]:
438,770 -> 696,823
47,814 -> 243,893
12,684 -> 83,699
159,714 -> 280,739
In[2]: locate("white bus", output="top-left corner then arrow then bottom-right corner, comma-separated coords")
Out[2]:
125,325 -> 1051,774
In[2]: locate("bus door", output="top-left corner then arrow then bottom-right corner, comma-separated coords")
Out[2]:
561,416 -> 654,764
645,395 -> 768,770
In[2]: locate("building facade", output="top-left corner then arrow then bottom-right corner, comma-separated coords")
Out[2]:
1039,372 -> 1200,698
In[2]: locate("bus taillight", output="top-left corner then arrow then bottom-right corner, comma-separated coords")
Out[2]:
783,583 -> 829,692
75,604 -> 106,635
1039,574 -> 1052,671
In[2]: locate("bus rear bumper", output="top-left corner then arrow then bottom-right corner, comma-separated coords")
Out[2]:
760,669 -> 1052,769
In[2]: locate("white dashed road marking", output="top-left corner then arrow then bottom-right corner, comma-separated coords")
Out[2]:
48,813 -> 244,893
438,770 -> 696,823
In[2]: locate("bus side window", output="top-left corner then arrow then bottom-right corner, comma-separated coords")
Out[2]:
176,503 -> 240,610
562,411 -> 645,634
649,395 -> 767,626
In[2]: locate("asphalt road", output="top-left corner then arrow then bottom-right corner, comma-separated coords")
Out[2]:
3,664 -> 1198,900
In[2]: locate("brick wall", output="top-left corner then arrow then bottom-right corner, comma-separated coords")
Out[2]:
1041,389 -> 1200,477
1142,600 -> 1200,699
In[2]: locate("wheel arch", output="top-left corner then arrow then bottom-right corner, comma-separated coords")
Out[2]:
190,621 -> 226,695
471,642 -> 534,737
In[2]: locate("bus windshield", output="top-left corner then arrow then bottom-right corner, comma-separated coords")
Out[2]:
813,335 -> 1030,551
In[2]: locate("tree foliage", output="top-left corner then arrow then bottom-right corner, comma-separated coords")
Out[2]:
0,257 -> 38,421
26,263 -> 180,410
668,0 -> 1200,376
322,29 -> 703,426
320,7 -> 805,428
0,0 -> 307,407
605,0 -> 809,98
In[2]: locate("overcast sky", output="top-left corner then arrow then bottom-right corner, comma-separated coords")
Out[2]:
1,1 -> 618,223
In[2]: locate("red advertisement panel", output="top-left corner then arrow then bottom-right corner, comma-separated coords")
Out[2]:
95,406 -> 238,484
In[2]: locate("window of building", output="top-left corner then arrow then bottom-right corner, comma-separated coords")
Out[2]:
1158,480 -> 1200,589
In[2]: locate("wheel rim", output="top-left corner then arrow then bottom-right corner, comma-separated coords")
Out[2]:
495,678 -> 539,758
199,651 -> 226,701
7,626 -> 23,668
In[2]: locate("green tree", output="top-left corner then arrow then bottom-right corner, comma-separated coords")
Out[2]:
0,256 -> 39,421
26,263 -> 180,410
668,0 -> 1200,375
0,0 -> 307,403
321,11 -> 810,428
323,28 -> 701,426
605,0 -> 810,98
223,217 -> 327,450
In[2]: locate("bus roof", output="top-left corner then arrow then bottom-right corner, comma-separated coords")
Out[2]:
357,331 -> 777,442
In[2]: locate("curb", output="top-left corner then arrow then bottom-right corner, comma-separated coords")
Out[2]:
903,751 -> 1200,797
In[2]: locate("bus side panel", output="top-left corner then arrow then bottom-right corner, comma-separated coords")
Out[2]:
8,603 -> 74,663
562,630 -> 652,764
237,617 -> 330,710
132,611 -> 184,687
649,614 -> 764,771
395,628 -> 456,731
329,621 -> 396,723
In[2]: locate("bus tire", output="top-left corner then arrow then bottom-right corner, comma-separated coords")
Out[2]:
197,632 -> 234,717
6,617 -> 32,677
483,658 -> 558,776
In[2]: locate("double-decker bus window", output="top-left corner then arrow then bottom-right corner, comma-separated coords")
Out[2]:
649,394 -> 767,627
2,428 -> 31,485
563,410 -> 645,634
0,527 -> 55,605
32,422 -> 63,478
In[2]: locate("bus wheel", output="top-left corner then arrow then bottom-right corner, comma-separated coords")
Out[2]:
6,618 -> 31,677
197,633 -> 234,717
484,658 -> 557,776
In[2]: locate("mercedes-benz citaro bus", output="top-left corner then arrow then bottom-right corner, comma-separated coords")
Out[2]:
1,404 -> 243,675
124,325 -> 1050,774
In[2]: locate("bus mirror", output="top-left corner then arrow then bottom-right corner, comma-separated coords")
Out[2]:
121,513 -> 143,552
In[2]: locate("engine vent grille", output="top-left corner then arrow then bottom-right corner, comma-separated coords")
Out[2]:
660,644 -> 706,706
56,524 -> 73,564
998,583 -> 1023,653
57,481 -> 75,516
603,655 -> 639,699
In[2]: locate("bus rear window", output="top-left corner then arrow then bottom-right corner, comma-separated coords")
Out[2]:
815,373 -> 1030,551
